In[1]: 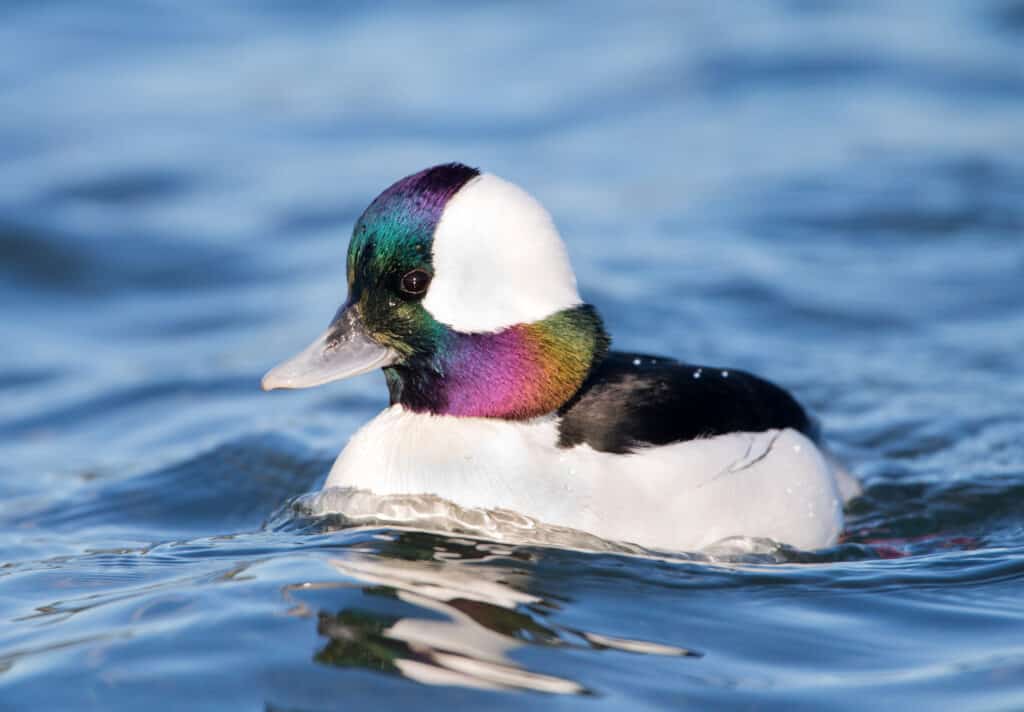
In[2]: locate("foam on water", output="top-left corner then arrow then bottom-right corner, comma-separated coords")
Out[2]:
288,487 -> 800,562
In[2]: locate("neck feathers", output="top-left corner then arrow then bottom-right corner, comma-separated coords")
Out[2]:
385,305 -> 609,419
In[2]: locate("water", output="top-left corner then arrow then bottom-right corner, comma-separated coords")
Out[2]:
2,1 -> 1024,708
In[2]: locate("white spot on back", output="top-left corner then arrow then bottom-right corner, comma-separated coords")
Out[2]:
423,173 -> 581,333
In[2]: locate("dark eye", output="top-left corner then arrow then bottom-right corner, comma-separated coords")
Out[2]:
399,269 -> 431,297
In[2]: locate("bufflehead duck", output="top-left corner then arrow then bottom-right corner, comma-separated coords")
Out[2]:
263,163 -> 859,552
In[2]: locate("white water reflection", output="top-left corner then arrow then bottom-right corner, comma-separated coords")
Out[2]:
284,535 -> 697,694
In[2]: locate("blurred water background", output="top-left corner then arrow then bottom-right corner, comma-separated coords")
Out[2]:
2,1 -> 1024,709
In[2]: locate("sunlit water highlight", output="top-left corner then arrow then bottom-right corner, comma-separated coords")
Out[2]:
2,1 -> 1024,709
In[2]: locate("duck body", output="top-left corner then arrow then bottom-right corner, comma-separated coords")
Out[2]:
264,163 -> 858,552
326,366 -> 844,552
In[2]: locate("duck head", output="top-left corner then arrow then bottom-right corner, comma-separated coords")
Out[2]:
262,163 -> 608,419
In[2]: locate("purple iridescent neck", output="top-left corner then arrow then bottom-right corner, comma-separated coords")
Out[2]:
384,305 -> 609,420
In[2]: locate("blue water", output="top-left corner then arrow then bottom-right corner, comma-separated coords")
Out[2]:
2,1 -> 1024,709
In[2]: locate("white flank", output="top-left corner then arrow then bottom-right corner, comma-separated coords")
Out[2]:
324,406 -> 847,553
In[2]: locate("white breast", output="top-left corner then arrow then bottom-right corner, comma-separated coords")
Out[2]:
324,406 -> 846,552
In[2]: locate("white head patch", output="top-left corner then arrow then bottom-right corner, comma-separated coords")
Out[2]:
422,173 -> 581,333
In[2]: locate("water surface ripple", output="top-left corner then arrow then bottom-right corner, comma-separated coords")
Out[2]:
2,1 -> 1023,709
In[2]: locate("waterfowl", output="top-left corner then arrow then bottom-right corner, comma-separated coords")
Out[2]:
263,163 -> 859,552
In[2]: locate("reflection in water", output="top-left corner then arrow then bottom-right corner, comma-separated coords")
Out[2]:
284,532 -> 698,694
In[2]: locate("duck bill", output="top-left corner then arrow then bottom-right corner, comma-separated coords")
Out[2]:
261,305 -> 398,391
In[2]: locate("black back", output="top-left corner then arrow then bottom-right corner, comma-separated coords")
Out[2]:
557,351 -> 819,454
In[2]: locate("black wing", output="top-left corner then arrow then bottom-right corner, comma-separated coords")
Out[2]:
557,351 -> 819,454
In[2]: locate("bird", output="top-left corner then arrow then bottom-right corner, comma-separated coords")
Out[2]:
262,163 -> 859,552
